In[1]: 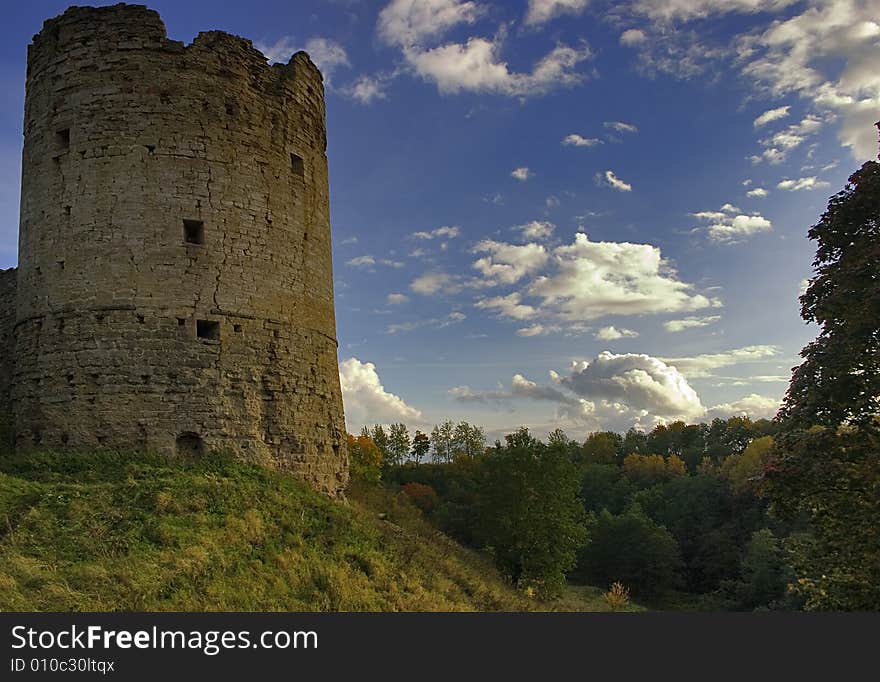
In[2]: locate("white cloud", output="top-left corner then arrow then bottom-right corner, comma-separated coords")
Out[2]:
737,0 -> 880,160
561,351 -> 706,423
562,133 -> 603,147
515,220 -> 555,241
753,105 -> 790,127
412,225 -> 461,239
378,0 -> 483,47
707,393 -> 781,420
344,75 -> 389,104
339,357 -> 423,430
511,166 -> 532,181
620,28 -> 647,46
526,233 -> 720,320
663,315 -> 721,332
693,206 -> 773,243
472,239 -> 549,285
525,0 -> 590,26
304,38 -> 351,80
476,292 -> 539,320
777,176 -> 831,191
755,114 -> 824,163
387,293 -> 410,305
594,326 -> 639,341
377,0 -> 591,97
604,121 -> 639,133
405,37 -> 591,96
597,169 -> 633,191
411,271 -> 459,295
746,187 -> 769,197
662,344 -> 781,378
632,0 -> 799,22
516,323 -> 562,337
387,311 -> 466,334
346,255 -> 376,268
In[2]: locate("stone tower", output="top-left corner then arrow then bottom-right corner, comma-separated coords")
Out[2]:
8,4 -> 348,494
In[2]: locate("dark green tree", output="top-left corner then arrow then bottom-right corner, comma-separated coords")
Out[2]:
410,430 -> 430,463
576,506 -> 683,600
476,430 -> 587,597
768,124 -> 880,610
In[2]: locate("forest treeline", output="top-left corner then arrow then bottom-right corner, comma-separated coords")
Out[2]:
349,416 -> 794,610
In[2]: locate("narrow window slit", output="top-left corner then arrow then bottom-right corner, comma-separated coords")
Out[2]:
183,219 -> 205,245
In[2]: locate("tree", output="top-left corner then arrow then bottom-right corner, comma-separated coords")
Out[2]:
576,507 -> 683,600
370,425 -> 390,462
452,421 -> 485,459
430,421 -> 455,463
581,431 -> 621,465
347,434 -> 382,485
733,528 -> 794,611
476,432 -> 587,597
767,126 -> 880,610
720,435 -> 774,496
410,430 -> 430,463
387,422 -> 411,466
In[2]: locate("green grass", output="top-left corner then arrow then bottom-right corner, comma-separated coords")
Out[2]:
0,450 -> 635,612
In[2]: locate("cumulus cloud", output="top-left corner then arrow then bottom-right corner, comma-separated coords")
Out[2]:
387,293 -> 410,305
663,315 -> 721,332
515,220 -> 555,241
411,271 -> 460,295
753,105 -> 790,127
561,351 -> 705,422
620,28 -> 647,46
604,121 -> 639,133
511,167 -> 532,181
412,225 -> 461,239
475,292 -> 539,320
596,170 -> 633,191
472,239 -> 549,285
378,0 -> 483,47
594,326 -> 639,341
707,393 -> 781,420
746,187 -> 769,197
777,176 -> 831,191
339,358 -> 423,430
525,233 -> 719,321
258,36 -> 351,83
662,345 -> 781,378
562,133 -> 602,147
525,0 -> 590,26
343,74 -> 389,103
693,205 -> 773,243
395,30 -> 592,97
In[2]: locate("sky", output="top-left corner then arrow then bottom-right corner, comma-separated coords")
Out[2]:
1,0 -> 878,441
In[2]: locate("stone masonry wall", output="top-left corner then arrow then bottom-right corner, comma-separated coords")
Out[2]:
13,4 -> 348,494
0,268 -> 15,446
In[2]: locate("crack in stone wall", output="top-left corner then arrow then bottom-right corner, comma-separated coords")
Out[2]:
9,4 -> 349,495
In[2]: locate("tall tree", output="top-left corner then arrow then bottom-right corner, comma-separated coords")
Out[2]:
410,430 -> 430,464
768,124 -> 880,610
430,421 -> 456,463
452,421 -> 485,459
387,423 -> 411,466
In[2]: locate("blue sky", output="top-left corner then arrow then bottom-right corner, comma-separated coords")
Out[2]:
1,0 -> 878,440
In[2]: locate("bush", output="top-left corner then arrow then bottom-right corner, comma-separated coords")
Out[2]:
400,482 -> 439,514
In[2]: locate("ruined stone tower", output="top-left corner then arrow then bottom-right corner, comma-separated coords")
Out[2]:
1,3 -> 349,494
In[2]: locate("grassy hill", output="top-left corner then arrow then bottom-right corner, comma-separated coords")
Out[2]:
0,450 -> 634,611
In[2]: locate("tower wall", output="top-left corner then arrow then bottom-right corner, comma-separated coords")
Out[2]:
13,4 -> 348,494
0,267 -> 15,447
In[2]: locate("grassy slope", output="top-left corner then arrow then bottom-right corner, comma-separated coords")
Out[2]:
0,451 -> 634,612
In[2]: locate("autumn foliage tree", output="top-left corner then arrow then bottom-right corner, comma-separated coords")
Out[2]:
767,124 -> 880,610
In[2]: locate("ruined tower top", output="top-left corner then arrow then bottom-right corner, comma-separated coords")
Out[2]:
5,3 -> 349,494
